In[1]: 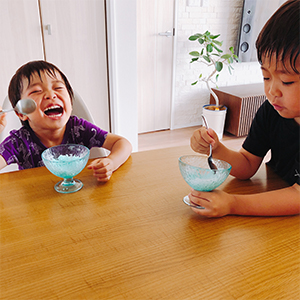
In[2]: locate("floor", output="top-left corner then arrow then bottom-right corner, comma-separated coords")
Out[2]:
138,126 -> 246,152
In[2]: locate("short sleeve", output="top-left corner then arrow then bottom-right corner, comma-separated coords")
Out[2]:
242,101 -> 271,158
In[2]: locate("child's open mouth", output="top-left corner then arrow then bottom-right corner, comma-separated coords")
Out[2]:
44,105 -> 63,117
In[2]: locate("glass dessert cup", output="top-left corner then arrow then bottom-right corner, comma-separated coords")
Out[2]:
178,155 -> 231,209
42,144 -> 90,194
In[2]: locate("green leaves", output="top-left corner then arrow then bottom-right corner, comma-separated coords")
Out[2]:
210,34 -> 220,39
220,54 -> 231,59
198,38 -> 205,44
212,44 -> 223,53
206,44 -> 213,53
188,31 -> 238,86
188,34 -> 201,41
203,55 -> 211,63
189,51 -> 200,57
215,61 -> 223,72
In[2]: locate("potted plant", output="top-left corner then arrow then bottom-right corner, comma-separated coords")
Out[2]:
189,31 -> 239,139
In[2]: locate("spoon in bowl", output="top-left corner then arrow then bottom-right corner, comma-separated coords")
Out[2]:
0,98 -> 36,116
201,115 -> 218,171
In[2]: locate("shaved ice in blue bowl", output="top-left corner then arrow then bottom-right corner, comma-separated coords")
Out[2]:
42,144 -> 90,193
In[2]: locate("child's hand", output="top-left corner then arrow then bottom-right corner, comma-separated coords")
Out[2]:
190,127 -> 219,155
87,158 -> 114,182
188,189 -> 235,217
0,107 -> 7,134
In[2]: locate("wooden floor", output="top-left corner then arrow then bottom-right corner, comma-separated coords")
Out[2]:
138,126 -> 246,152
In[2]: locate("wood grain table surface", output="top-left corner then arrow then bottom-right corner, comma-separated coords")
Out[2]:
0,146 -> 299,299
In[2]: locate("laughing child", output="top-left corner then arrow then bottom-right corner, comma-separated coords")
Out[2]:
0,60 -> 132,181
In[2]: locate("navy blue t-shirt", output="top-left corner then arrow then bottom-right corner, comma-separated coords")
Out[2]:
243,101 -> 300,186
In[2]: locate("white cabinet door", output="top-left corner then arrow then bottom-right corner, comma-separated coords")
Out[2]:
0,0 -> 44,102
40,0 -> 110,131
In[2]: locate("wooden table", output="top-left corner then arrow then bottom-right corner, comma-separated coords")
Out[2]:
1,146 -> 299,299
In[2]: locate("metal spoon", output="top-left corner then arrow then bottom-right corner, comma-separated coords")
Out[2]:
0,98 -> 36,116
201,115 -> 218,171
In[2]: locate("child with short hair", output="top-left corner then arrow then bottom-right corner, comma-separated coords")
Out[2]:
189,0 -> 300,217
0,60 -> 132,181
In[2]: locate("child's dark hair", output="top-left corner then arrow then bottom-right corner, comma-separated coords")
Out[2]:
256,0 -> 300,74
8,60 -> 74,126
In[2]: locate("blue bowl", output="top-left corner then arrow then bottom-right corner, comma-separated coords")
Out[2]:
42,144 -> 90,179
179,155 -> 231,191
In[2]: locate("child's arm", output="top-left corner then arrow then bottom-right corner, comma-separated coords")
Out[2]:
0,109 -> 8,170
87,133 -> 132,182
191,127 -> 263,179
0,110 -> 7,134
188,184 -> 300,217
0,155 -> 7,170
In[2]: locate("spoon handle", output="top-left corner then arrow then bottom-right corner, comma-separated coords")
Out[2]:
201,114 -> 209,129
0,108 -> 14,115
201,114 -> 212,155
201,114 -> 218,171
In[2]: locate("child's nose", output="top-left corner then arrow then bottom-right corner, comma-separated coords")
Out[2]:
44,89 -> 57,100
268,81 -> 282,97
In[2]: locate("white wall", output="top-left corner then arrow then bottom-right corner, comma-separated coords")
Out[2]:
172,0 -> 263,129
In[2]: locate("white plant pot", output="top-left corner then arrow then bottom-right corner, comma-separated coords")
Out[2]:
202,104 -> 227,140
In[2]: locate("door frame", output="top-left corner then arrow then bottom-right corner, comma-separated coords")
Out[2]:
170,0 -> 178,130
106,0 -> 138,152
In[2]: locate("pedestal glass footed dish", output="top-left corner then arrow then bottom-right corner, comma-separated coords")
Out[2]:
42,144 -> 90,193
178,155 -> 231,209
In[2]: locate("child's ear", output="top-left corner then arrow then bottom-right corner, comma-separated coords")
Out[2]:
15,111 -> 29,122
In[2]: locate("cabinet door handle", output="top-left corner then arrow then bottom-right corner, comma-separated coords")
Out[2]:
45,24 -> 52,35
